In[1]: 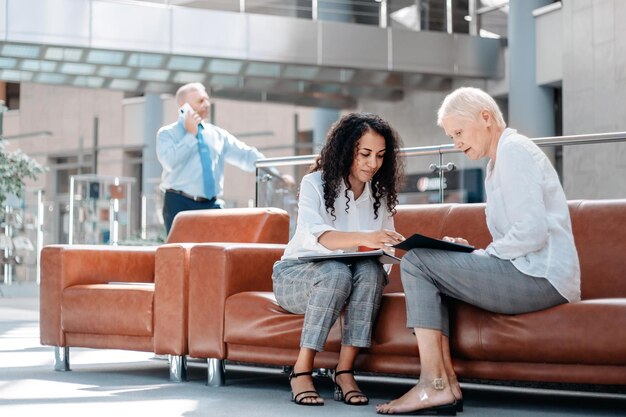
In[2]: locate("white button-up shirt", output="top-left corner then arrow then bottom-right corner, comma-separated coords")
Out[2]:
478,128 -> 581,302
282,171 -> 395,268
156,113 -> 264,200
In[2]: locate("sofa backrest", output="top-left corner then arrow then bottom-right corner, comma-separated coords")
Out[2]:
570,199 -> 626,299
390,199 -> 626,300
388,204 -> 490,292
166,207 -> 289,244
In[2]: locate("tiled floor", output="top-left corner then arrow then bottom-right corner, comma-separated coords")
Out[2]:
1,291 -> 625,417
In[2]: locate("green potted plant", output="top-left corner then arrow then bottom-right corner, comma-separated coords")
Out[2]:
0,140 -> 45,218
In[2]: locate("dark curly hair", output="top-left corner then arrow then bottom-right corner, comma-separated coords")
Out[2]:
311,112 -> 404,219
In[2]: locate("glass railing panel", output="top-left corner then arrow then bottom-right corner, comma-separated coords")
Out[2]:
402,153 -> 488,205
68,174 -> 136,245
256,153 -> 473,237
255,151 -> 489,211
137,179 -> 167,244
256,131 -> 626,232
1,189 -> 50,285
257,160 -> 312,237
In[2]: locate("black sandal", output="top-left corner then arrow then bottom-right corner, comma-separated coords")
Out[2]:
332,369 -> 369,406
289,370 -> 324,406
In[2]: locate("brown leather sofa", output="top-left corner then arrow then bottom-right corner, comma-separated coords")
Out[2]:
187,200 -> 626,388
39,207 -> 289,381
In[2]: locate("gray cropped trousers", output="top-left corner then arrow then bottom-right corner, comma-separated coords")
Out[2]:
272,258 -> 386,352
401,249 -> 567,337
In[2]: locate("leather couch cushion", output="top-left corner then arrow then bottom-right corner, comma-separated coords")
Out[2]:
389,205 -> 451,293
367,293 -> 417,356
224,292 -> 342,351
62,283 -> 154,337
453,299 -> 626,365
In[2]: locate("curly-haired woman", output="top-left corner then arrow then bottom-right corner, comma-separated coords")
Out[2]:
272,112 -> 405,406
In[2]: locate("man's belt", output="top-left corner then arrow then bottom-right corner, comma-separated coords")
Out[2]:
166,188 -> 214,203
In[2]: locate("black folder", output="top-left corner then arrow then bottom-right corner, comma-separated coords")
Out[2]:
393,233 -> 474,253
299,249 -> 401,264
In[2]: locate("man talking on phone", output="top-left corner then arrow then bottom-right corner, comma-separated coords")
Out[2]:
156,82 -> 293,235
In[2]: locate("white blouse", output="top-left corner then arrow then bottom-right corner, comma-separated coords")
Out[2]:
281,171 -> 395,263
477,128 -> 581,302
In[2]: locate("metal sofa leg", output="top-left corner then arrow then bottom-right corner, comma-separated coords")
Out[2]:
54,346 -> 70,371
169,355 -> 188,382
207,358 -> 225,387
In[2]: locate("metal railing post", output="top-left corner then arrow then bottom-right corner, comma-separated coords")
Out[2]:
36,190 -> 44,285
438,153 -> 444,203
446,0 -> 453,34
379,0 -> 388,28
414,0 -> 422,31
468,0 -> 478,35
68,177 -> 75,245
3,206 -> 13,285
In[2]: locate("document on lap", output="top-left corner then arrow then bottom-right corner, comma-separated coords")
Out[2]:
393,233 -> 474,253
299,249 -> 401,264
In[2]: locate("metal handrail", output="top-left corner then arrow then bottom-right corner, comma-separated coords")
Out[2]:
255,130 -> 626,220
255,131 -> 626,168
131,0 -> 446,30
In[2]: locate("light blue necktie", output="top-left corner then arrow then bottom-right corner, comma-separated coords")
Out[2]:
196,124 -> 215,199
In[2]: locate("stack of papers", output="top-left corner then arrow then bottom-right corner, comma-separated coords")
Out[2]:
299,233 -> 474,264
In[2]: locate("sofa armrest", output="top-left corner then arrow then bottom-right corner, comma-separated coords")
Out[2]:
187,243 -> 286,358
153,243 -> 197,355
40,244 -> 157,347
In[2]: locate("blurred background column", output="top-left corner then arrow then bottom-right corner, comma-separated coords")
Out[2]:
142,93 -> 163,196
508,0 -> 555,138
312,108 -> 340,152
310,0 -> 352,151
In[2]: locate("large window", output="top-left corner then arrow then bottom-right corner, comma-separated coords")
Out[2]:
5,82 -> 20,110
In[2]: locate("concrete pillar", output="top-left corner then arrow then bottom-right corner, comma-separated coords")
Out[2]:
312,1 -> 348,150
142,93 -> 163,195
312,108 -> 339,152
508,0 -> 554,138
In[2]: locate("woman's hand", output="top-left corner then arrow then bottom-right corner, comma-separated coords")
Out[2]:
318,229 -> 405,251
442,236 -> 470,246
361,229 -> 405,249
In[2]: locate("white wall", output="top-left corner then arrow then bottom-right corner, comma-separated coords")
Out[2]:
4,83 -> 125,189
561,0 -> 626,199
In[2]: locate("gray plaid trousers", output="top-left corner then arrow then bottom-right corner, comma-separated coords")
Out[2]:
272,258 -> 386,352
401,248 -> 567,337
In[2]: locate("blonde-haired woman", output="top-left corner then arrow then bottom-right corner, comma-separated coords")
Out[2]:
377,87 -> 580,415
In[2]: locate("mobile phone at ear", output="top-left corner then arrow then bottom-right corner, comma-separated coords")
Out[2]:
179,102 -> 193,116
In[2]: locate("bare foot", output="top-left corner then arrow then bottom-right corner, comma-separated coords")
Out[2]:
290,370 -> 324,405
376,379 -> 455,414
335,370 -> 368,404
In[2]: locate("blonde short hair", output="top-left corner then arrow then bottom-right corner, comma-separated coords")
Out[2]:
175,82 -> 206,106
437,87 -> 506,129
